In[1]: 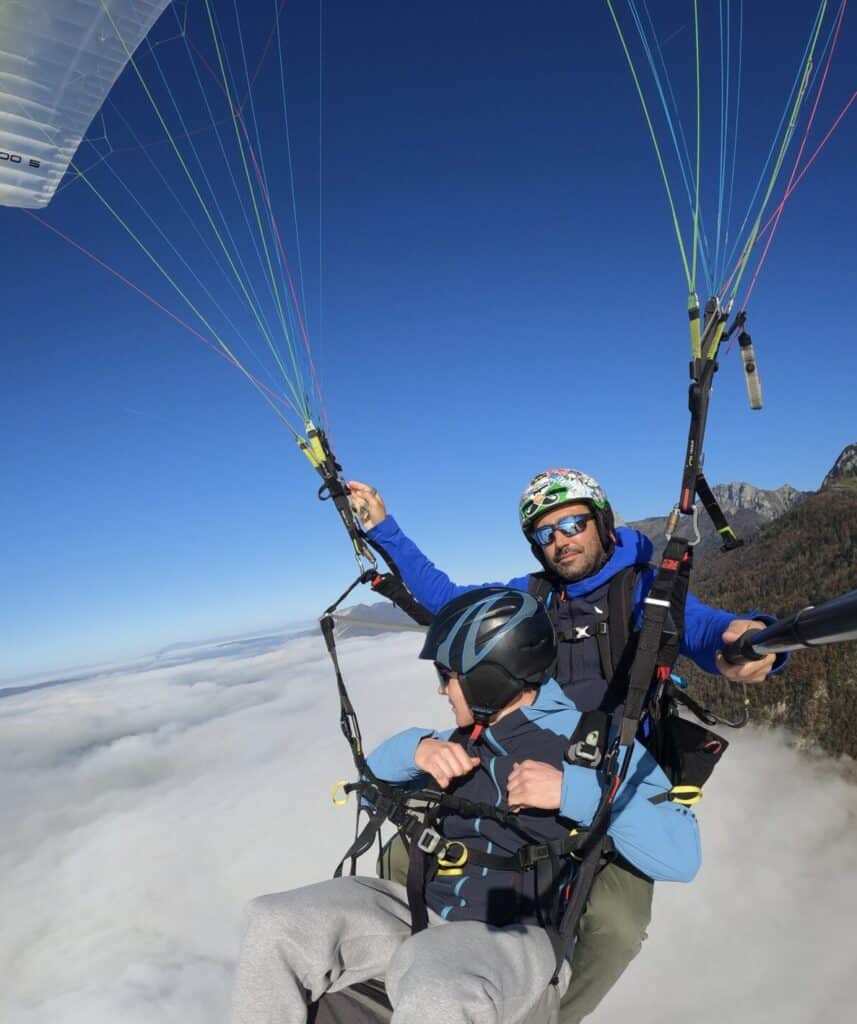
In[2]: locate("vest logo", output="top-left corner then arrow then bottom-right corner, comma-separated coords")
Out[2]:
574,626 -> 591,640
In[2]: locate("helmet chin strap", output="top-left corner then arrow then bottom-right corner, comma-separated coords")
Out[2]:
469,705 -> 495,731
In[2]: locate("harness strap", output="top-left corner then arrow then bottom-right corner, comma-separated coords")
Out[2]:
551,832 -> 612,980
333,784 -> 425,878
333,809 -> 388,879
547,538 -> 693,982
669,678 -> 750,729
594,623 -> 614,687
429,832 -> 592,876
369,571 -> 434,626
363,532 -> 434,626
406,812 -> 435,934
695,472 -> 743,551
619,537 -> 692,746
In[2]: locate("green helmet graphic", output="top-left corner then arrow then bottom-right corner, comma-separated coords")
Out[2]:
518,468 -> 614,553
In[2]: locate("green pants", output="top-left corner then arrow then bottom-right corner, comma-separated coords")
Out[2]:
377,836 -> 652,1024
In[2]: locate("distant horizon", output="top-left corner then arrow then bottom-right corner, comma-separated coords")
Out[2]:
3,598 -> 424,689
8,443 -> 851,685
1,617 -> 315,691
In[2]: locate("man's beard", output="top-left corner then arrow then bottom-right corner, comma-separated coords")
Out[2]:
545,543 -> 607,582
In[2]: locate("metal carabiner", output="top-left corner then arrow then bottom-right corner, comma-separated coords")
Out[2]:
664,503 -> 701,547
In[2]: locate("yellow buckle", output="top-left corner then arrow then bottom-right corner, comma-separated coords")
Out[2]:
436,841 -> 468,876
331,780 -> 350,806
669,785 -> 702,806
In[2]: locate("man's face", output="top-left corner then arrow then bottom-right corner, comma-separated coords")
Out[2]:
437,672 -> 475,728
531,502 -> 607,582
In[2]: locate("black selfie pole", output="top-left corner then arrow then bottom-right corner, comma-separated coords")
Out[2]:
721,587 -> 857,664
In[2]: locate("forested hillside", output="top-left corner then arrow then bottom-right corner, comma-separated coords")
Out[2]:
675,452 -> 857,758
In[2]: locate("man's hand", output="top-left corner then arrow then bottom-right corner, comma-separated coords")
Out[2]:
346,480 -> 387,529
414,738 -> 480,789
716,619 -> 776,683
507,760 -> 562,811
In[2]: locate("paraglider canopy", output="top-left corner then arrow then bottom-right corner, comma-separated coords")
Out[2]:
0,0 -> 173,209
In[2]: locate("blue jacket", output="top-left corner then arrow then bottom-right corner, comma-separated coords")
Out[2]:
367,679 -> 701,927
368,517 -> 783,711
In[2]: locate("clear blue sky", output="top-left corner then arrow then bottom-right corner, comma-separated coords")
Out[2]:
3,1 -> 855,680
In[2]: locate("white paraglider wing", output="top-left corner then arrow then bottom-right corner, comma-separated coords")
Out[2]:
0,0 -> 172,209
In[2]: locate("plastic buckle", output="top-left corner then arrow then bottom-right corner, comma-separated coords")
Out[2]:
669,785 -> 703,806
567,731 -> 603,768
416,827 -> 443,854
518,843 -> 549,871
436,841 -> 468,870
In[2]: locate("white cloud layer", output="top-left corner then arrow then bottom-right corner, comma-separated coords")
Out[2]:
2,630 -> 856,1023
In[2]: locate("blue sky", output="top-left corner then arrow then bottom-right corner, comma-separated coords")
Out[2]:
3,1 -> 856,679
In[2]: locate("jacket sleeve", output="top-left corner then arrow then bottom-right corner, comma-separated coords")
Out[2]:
634,574 -> 787,675
366,726 -> 453,784
680,591 -> 736,673
368,515 -> 530,612
681,592 -> 788,675
559,743 -> 701,883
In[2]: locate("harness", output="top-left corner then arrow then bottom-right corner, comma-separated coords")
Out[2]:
330,749 -> 596,954
528,557 -> 736,808
320,606 -> 614,974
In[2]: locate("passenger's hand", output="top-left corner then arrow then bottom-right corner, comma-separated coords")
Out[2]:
415,738 -> 480,789
346,480 -> 387,529
716,619 -> 776,683
507,760 -> 562,811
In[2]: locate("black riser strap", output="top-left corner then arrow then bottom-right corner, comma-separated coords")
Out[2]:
695,473 -> 743,551
370,572 -> 434,627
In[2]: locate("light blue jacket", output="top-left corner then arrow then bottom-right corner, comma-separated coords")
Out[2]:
367,679 -> 701,924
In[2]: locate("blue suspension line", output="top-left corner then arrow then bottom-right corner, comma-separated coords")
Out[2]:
720,0 -> 744,289
100,99 -> 280,391
226,0 -> 301,356
151,29 -> 284,352
720,0 -> 827,285
631,0 -> 714,294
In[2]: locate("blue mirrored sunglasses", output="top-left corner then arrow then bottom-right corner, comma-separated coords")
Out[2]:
531,512 -> 595,547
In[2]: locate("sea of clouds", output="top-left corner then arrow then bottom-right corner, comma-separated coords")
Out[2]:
2,627 -> 856,1023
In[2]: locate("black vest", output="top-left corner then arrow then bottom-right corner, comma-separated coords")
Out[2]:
528,567 -> 642,714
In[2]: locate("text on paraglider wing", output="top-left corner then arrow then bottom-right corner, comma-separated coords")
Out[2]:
0,152 -> 41,168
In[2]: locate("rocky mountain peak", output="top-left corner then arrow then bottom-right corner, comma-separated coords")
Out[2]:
821,443 -> 857,492
710,481 -> 807,522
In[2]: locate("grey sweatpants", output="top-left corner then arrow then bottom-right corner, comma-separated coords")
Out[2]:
230,876 -> 571,1024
